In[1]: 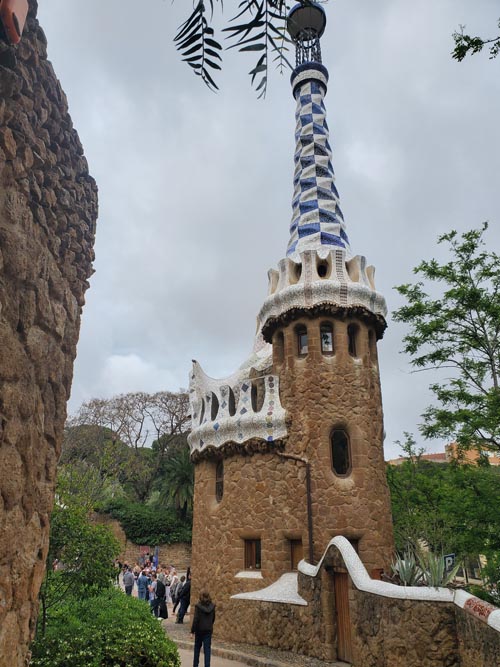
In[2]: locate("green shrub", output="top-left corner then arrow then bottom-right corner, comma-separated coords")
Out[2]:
30,587 -> 180,667
97,498 -> 191,544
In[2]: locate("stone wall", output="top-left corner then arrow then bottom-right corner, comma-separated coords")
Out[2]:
455,605 -> 500,667
0,2 -> 97,665
92,514 -> 192,571
215,541 -> 500,666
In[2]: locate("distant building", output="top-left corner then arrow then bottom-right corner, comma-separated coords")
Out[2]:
387,443 -> 500,467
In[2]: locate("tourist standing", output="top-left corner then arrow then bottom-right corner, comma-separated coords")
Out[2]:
173,575 -> 185,614
123,567 -> 135,596
191,591 -> 216,667
176,574 -> 191,623
137,570 -> 149,600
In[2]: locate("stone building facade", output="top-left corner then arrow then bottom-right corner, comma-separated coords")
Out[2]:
188,3 -> 394,658
0,2 -> 97,665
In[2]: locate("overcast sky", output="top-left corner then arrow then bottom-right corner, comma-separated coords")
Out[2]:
37,1 -> 500,459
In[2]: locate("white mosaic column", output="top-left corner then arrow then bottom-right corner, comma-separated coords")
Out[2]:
287,63 -> 351,260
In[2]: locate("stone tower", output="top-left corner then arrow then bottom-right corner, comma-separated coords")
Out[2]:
188,0 -> 394,641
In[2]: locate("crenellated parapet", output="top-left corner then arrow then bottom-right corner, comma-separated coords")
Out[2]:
188,361 -> 287,457
258,246 -> 387,342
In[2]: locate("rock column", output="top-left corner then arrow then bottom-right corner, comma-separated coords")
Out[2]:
0,1 -> 98,664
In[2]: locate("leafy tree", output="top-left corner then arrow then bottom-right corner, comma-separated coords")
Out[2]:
39,503 -> 120,635
387,441 -> 500,571
67,390 -> 190,504
393,225 -> 500,453
453,19 -> 500,62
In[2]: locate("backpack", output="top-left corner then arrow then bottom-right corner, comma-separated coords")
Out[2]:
156,580 -> 166,600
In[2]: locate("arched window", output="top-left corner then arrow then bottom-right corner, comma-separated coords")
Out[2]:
347,324 -> 358,357
215,461 -> 224,502
296,325 -> 308,357
210,392 -> 219,421
331,429 -> 351,476
320,322 -> 334,354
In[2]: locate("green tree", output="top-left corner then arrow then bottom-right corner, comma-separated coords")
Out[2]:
39,503 -> 120,635
452,19 -> 500,61
393,224 -> 500,453
387,445 -> 500,569
158,444 -> 194,520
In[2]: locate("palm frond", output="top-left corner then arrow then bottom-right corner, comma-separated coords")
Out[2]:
174,1 -> 223,92
224,0 -> 292,98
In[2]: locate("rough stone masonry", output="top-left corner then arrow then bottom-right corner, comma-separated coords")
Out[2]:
0,1 -> 97,664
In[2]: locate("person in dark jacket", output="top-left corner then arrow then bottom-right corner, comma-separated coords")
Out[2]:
190,590 -> 216,667
176,575 -> 191,623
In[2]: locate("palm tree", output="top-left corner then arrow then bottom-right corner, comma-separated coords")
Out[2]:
160,444 -> 194,519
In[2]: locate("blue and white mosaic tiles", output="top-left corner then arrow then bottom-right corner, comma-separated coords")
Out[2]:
287,63 -> 351,261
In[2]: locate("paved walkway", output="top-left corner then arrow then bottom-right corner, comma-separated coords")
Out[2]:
161,607 -> 343,667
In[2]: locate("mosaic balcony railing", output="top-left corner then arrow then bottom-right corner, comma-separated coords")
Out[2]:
188,364 -> 287,456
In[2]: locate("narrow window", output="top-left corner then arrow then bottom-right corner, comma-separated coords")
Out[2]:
347,324 -> 358,357
320,322 -> 334,354
290,539 -> 303,571
215,461 -> 224,502
244,539 -> 261,570
210,392 -> 219,421
331,429 -> 351,476
297,325 -> 308,356
251,379 -> 265,413
199,399 -> 205,424
228,388 -> 236,416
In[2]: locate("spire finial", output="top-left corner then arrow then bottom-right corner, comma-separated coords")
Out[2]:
287,2 -> 327,66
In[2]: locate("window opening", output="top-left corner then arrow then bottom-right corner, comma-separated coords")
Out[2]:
244,539 -> 261,570
251,379 -> 265,413
297,326 -> 308,356
228,388 -> 236,416
215,461 -> 224,502
317,262 -> 328,278
199,399 -> 205,424
331,429 -> 351,476
347,324 -> 358,357
210,392 -> 219,421
320,322 -> 334,354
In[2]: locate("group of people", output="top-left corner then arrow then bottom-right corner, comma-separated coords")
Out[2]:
119,558 -> 215,667
120,561 -> 192,623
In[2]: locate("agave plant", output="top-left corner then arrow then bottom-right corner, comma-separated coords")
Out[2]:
418,551 -> 461,588
391,550 -> 423,586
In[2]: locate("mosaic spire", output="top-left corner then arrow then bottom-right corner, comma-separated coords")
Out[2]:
286,3 -> 351,260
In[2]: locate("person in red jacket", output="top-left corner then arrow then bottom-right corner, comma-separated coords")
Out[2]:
190,590 -> 216,667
